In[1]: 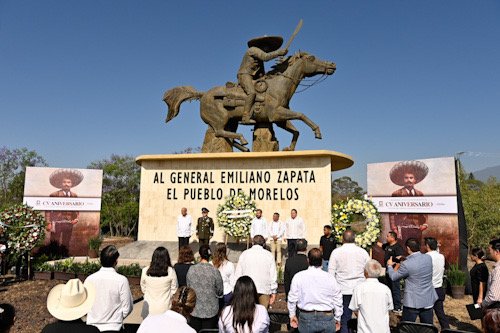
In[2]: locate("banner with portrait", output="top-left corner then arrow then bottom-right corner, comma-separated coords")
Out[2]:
367,157 -> 460,265
23,167 -> 103,255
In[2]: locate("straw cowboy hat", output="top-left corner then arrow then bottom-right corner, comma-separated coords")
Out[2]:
49,169 -> 84,188
247,35 -> 283,52
47,279 -> 96,321
389,160 -> 429,186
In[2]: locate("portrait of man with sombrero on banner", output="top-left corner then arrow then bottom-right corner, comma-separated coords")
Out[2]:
388,161 -> 429,247
367,157 -> 461,265
44,169 -> 84,250
23,167 -> 103,255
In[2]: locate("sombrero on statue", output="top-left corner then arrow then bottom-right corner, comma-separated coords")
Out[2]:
389,160 -> 429,186
47,279 -> 96,321
247,35 -> 283,52
49,169 -> 84,188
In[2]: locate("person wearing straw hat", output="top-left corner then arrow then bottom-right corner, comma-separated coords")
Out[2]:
388,161 -> 429,248
45,169 -> 84,250
237,35 -> 288,124
41,279 -> 99,333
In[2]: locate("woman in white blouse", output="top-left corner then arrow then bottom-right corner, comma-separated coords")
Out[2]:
212,243 -> 235,307
219,276 -> 270,333
140,247 -> 178,318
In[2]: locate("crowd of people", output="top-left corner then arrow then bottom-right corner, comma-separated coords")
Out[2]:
0,222 -> 499,332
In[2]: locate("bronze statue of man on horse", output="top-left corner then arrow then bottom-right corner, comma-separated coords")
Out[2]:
163,22 -> 336,153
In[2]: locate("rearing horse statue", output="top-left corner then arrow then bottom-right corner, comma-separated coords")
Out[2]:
163,51 -> 336,152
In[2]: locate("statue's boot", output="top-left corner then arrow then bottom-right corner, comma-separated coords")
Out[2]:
241,94 -> 256,124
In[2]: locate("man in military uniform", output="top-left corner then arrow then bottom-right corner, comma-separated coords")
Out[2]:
238,35 -> 288,124
196,207 -> 214,246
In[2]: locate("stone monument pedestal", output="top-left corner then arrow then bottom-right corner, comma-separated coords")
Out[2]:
136,150 -> 353,243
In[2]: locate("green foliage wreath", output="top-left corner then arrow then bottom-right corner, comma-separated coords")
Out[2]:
0,204 -> 46,256
331,198 -> 381,249
216,191 -> 256,238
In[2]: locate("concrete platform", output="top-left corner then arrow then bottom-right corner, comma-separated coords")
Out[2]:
117,240 -> 264,265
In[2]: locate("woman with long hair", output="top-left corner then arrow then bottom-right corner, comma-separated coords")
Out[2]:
140,246 -> 178,318
187,244 -> 223,332
219,276 -> 270,333
138,286 -> 197,333
175,245 -> 195,287
469,247 -> 489,304
212,243 -> 235,307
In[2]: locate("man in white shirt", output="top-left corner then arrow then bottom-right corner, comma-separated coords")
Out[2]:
85,245 -> 133,332
177,207 -> 193,249
235,235 -> 277,309
268,212 -> 285,265
250,209 -> 268,239
425,237 -> 450,330
284,209 -> 306,258
349,260 -> 393,333
288,248 -> 343,332
328,230 -> 370,333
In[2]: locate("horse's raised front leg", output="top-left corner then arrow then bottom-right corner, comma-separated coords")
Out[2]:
275,120 -> 299,151
271,106 -> 322,140
213,129 -> 249,150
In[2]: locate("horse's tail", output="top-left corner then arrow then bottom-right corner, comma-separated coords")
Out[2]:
163,86 -> 204,123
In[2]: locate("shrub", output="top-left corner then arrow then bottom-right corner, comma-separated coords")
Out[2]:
116,263 -> 142,277
446,263 -> 466,286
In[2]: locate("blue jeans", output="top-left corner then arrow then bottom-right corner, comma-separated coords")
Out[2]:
340,295 -> 352,333
402,306 -> 433,324
298,311 -> 335,333
386,274 -> 401,310
322,259 -> 329,272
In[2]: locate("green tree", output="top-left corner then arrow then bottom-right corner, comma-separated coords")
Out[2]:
0,146 -> 47,209
331,176 -> 365,203
88,155 -> 140,237
461,176 -> 500,249
458,159 -> 500,248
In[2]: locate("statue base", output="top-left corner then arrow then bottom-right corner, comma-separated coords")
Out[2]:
253,123 -> 279,152
136,150 -> 353,243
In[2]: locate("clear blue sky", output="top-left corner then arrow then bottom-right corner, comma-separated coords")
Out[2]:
1,0 -> 499,188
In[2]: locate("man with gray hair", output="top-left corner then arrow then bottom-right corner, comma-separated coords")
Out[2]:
234,235 -> 277,308
329,230 -> 370,333
349,260 -> 393,333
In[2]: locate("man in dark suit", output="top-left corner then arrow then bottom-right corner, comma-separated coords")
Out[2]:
284,238 -> 309,297
387,238 -> 438,324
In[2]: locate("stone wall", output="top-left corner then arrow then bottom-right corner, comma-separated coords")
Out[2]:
136,150 -> 353,243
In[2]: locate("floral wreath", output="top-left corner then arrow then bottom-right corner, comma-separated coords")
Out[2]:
331,198 -> 381,249
216,191 -> 256,238
0,204 -> 46,256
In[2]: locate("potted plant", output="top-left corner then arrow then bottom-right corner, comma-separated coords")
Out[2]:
446,264 -> 466,299
53,258 -> 76,281
117,263 -> 142,285
34,262 -> 54,280
88,237 -> 102,258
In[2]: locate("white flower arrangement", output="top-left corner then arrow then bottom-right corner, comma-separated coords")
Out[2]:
331,198 -> 381,249
0,204 -> 46,257
216,191 -> 256,238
